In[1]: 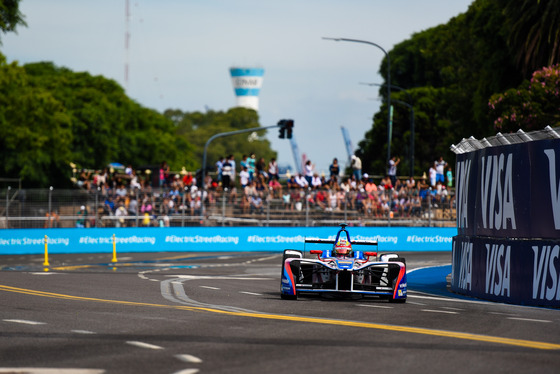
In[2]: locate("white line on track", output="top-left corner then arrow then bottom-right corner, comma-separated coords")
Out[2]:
30,272 -> 58,275
408,293 -> 493,305
409,291 -> 557,312
71,330 -> 96,334
126,341 -> 164,350
3,319 -> 45,325
507,317 -> 551,323
357,304 -> 393,309
406,301 -> 426,306
239,291 -> 262,296
488,312 -> 518,316
441,306 -> 464,311
421,309 -> 459,315
200,286 -> 220,290
169,275 -> 271,280
175,354 -> 203,363
172,369 -> 200,374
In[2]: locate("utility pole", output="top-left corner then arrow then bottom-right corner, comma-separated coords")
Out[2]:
199,120 -> 294,220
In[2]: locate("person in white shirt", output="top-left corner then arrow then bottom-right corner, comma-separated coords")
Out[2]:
429,163 -> 437,187
304,160 -> 314,186
239,166 -> 250,188
295,173 -> 309,188
311,173 -> 322,189
388,156 -> 400,186
351,155 -> 362,181
435,156 -> 447,184
268,158 -> 279,181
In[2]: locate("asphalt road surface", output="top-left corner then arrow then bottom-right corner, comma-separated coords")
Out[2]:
1,251 -> 559,374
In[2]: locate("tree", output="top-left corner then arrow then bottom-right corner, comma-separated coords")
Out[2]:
0,0 -> 26,41
357,0 -> 528,177
498,0 -> 560,77
0,56 -> 73,186
357,86 -> 457,177
0,58 -> 195,187
164,107 -> 277,172
489,64 -> 560,132
23,62 -> 195,173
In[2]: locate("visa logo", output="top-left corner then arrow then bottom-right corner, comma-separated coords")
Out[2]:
485,244 -> 511,297
532,245 -> 560,301
480,154 -> 516,230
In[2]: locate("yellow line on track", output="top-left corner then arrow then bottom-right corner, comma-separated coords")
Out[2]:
157,254 -> 201,260
1,284 -> 559,351
51,265 -> 95,271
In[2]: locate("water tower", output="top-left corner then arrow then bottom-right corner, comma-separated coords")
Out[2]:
229,67 -> 264,111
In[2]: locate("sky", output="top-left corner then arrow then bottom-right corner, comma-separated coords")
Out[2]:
2,0 -> 473,175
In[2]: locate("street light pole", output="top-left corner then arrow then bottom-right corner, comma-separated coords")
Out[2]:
361,82 -> 415,177
323,37 -> 392,171
392,99 -> 415,178
200,122 -> 291,220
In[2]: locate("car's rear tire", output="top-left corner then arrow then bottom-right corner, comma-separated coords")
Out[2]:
389,257 -> 406,265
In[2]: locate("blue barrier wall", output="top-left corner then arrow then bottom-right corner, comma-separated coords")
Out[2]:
0,226 -> 456,255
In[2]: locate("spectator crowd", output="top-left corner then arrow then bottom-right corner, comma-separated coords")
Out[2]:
72,153 -> 454,227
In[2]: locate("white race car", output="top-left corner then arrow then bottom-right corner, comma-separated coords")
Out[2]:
280,224 -> 407,302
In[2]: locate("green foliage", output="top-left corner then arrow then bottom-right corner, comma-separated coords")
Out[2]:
164,107 -> 277,172
24,61 -> 195,179
358,86 -> 457,176
0,57 -> 72,186
0,0 -> 26,40
0,55 -> 275,187
497,0 -> 560,77
0,57 -> 194,187
0,2 -> 274,187
489,64 -> 560,131
358,0 -> 531,177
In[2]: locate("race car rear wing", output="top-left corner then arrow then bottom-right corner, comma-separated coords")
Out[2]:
305,238 -> 378,246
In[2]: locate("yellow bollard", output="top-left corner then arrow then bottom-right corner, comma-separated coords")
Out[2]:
112,234 -> 118,263
43,235 -> 50,267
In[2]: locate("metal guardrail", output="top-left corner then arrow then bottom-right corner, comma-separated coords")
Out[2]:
451,126 -> 560,154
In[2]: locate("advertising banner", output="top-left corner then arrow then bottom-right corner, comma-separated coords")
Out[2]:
451,236 -> 560,307
0,226 -> 456,255
473,143 -> 531,238
455,138 -> 560,239
455,150 -> 478,236
529,139 -> 560,238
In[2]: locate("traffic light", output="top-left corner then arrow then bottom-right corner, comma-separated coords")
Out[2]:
278,119 -> 294,139
278,120 -> 286,138
285,119 -> 294,139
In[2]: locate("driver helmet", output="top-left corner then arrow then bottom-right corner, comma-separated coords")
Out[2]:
334,238 -> 352,256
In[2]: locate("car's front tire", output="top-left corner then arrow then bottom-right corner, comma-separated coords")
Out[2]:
280,249 -> 302,300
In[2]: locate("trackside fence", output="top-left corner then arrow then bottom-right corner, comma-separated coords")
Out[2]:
1,186 -> 456,229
